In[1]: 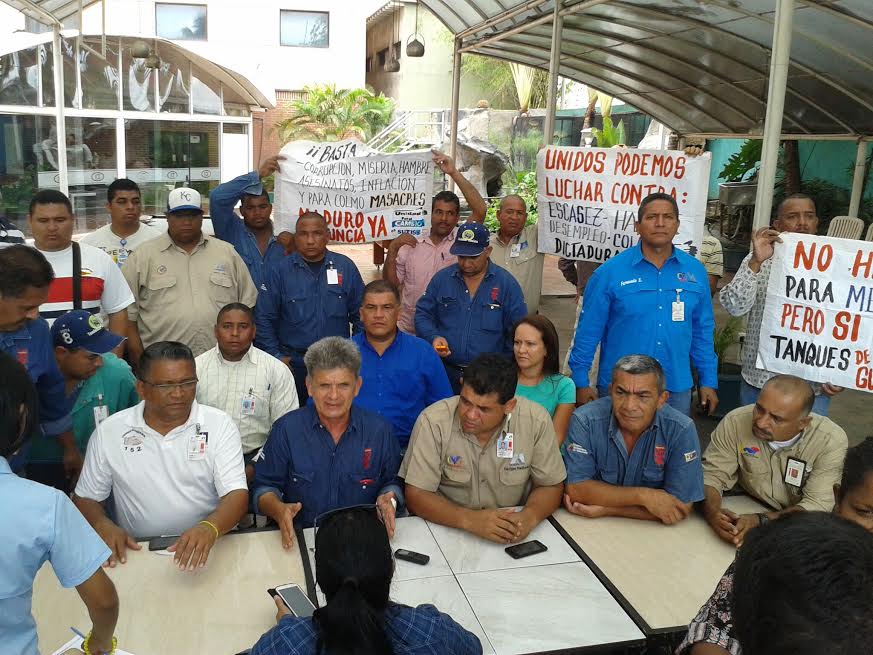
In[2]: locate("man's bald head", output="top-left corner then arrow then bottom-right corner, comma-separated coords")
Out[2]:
294,211 -> 329,262
297,211 -> 328,229
763,375 -> 815,416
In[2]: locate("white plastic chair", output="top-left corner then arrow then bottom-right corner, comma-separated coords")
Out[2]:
865,222 -> 873,242
827,216 -> 864,240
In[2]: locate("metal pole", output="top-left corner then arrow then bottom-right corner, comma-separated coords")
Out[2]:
52,24 -> 69,196
448,36 -> 461,193
543,1 -> 563,145
848,140 -> 868,218
752,0 -> 796,230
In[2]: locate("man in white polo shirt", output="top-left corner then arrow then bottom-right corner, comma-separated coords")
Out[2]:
74,341 -> 248,571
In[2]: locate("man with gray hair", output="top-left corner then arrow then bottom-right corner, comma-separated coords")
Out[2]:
562,354 -> 704,524
251,337 -> 403,548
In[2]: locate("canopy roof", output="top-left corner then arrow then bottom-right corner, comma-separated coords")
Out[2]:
421,0 -> 873,137
2,0 -> 102,24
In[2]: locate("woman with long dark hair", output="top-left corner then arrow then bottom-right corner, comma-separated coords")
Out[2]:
0,352 -> 119,655
512,315 -> 575,444
251,506 -> 482,655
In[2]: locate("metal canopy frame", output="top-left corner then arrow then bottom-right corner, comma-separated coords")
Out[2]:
424,0 -> 873,221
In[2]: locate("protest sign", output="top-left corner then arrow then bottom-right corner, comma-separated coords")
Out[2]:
273,140 -> 433,243
536,146 -> 710,262
757,233 -> 873,393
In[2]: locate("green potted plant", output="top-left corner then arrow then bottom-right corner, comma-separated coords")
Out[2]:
712,316 -> 744,418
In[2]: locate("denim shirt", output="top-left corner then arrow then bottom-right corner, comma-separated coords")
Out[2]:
209,171 -> 286,291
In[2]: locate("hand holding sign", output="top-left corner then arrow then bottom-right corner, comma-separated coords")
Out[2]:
750,227 -> 783,272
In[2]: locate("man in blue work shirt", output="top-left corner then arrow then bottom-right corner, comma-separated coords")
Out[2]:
415,221 -> 527,393
569,192 -> 718,416
255,211 -> 365,403
209,155 -> 287,291
563,355 -> 704,524
352,280 -> 453,448
252,337 -> 403,548
0,246 -> 74,481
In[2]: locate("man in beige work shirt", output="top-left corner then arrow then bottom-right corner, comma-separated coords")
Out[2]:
401,353 -> 565,544
122,188 -> 258,366
701,374 -> 848,547
489,195 -> 544,314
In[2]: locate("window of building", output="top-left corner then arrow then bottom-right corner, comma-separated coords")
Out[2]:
280,10 -> 329,48
155,3 -> 208,41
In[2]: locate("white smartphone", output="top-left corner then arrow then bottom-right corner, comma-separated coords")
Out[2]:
269,582 -> 316,617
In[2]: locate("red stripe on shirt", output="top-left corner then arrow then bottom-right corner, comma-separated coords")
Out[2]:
47,276 -> 106,304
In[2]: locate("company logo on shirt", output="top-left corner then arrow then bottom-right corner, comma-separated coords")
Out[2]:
362,447 -> 372,470
447,454 -> 464,468
684,450 -> 698,463
654,445 -> 667,467
677,272 -> 697,283
80,267 -> 94,277
506,452 -> 529,471
566,443 -> 588,455
742,446 -> 761,457
122,429 -> 145,453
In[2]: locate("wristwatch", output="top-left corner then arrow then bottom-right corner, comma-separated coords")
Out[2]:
757,512 -> 770,526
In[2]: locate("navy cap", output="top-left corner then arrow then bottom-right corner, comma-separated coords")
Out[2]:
450,222 -> 491,257
51,310 -> 124,353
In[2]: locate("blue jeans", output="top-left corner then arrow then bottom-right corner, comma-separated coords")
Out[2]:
740,379 -> 832,416
597,386 -> 693,416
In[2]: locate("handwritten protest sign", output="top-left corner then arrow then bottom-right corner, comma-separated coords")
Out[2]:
757,233 -> 873,393
536,146 -> 711,262
273,140 -> 433,243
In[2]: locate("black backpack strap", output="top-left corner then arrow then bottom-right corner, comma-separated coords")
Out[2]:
72,240 -> 83,310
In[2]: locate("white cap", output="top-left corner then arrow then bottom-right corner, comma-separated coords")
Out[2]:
167,187 -> 203,214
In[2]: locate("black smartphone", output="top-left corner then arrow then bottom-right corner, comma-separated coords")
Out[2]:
395,548 -> 430,565
268,583 -> 316,617
505,540 -> 548,559
148,535 -> 178,551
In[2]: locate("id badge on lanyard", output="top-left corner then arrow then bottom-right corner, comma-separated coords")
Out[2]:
187,423 -> 209,461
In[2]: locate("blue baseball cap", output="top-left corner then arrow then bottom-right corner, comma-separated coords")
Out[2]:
450,222 -> 491,257
51,310 -> 124,353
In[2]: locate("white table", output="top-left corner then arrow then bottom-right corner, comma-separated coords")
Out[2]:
33,529 -> 305,654
552,495 -> 768,634
303,516 -> 645,654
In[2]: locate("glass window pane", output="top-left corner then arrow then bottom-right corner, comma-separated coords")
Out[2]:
40,44 -> 54,107
61,37 -> 78,109
280,11 -> 329,48
64,117 -> 117,228
81,38 -> 120,110
156,4 -> 208,41
221,83 -> 250,117
123,47 -> 156,112
0,114 -> 55,231
0,47 -> 40,106
125,119 -> 219,216
191,65 -> 221,115
156,43 -> 190,113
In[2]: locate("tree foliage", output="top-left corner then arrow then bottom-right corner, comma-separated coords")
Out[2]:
274,84 -> 395,144
461,55 -> 549,110
591,116 -> 626,148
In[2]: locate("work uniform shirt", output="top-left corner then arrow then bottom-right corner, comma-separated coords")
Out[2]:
400,396 -> 566,509
569,244 -> 717,393
395,229 -> 458,334
29,353 -> 140,463
414,261 -> 527,367
562,397 -> 704,503
251,404 -> 403,528
75,400 -> 248,538
702,405 -> 848,511
352,330 -> 453,447
254,250 -> 364,367
0,457 -> 110,655
195,345 -> 299,454
0,319 -> 71,448
209,171 -> 286,291
122,232 -> 258,357
489,224 -> 544,314
80,222 -> 162,267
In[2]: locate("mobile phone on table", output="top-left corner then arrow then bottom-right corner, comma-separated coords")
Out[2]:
505,540 -> 548,559
268,583 -> 316,617
148,535 -> 178,551
395,548 -> 430,565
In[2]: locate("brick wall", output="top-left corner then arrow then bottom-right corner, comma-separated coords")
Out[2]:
253,90 -> 308,164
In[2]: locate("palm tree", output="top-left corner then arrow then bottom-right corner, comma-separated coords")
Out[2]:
275,84 -> 395,144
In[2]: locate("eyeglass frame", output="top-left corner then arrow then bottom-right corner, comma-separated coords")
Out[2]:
138,377 -> 199,393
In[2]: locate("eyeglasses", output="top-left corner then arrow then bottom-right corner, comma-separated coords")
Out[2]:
140,378 -> 198,393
